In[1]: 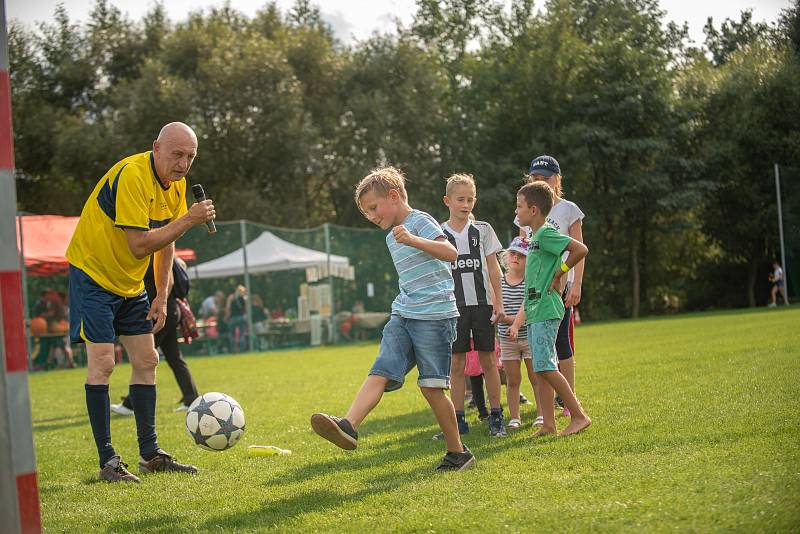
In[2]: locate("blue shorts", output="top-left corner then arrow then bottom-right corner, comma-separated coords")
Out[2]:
68,265 -> 153,344
528,319 -> 561,372
369,315 -> 457,392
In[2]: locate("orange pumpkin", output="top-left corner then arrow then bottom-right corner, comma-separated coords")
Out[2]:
29,317 -> 48,336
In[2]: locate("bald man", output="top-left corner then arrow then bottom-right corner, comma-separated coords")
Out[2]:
66,122 -> 215,483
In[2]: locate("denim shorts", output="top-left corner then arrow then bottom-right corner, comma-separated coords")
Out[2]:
369,314 -> 457,392
528,319 -> 561,372
68,265 -> 153,344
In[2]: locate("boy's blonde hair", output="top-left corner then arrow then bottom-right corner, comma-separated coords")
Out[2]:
354,166 -> 408,212
445,173 -> 476,196
527,172 -> 562,198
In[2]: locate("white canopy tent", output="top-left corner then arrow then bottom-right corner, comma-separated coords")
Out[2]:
189,230 -> 350,279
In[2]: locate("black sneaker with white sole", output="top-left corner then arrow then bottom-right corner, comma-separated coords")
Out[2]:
310,413 -> 358,450
488,413 -> 507,437
436,446 -> 476,472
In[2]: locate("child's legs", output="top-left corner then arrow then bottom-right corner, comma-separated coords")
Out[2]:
420,387 -> 463,453
555,309 -> 575,394
529,320 -> 562,432
771,285 -> 778,304
524,357 -> 543,416
504,359 -> 522,420
468,374 -> 488,417
477,351 -> 501,409
538,371 -> 586,419
355,315 -> 415,428
534,376 -> 556,430
345,375 -> 389,429
560,356 -> 575,394
450,353 -> 467,411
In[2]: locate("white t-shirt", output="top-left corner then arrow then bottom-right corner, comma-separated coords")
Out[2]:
442,220 -> 502,307
774,266 -> 784,281
514,199 -> 585,283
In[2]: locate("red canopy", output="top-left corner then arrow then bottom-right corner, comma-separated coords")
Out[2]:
16,215 -> 196,276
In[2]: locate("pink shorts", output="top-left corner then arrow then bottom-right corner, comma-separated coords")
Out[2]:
498,336 -> 531,361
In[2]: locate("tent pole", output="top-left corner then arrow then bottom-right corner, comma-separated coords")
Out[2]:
15,214 -> 31,368
240,220 -> 254,353
324,223 -> 335,344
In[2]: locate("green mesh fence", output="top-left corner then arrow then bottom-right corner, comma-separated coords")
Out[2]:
175,221 -> 396,355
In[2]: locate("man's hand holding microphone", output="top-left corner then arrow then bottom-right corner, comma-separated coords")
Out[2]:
190,184 -> 217,234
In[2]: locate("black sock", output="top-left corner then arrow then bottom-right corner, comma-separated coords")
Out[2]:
491,407 -> 502,417
455,410 -> 465,421
85,384 -> 116,468
129,384 -> 160,460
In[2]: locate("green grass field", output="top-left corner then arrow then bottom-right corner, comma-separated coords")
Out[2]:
30,307 -> 800,532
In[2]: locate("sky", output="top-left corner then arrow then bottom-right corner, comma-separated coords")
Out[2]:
6,0 -> 793,46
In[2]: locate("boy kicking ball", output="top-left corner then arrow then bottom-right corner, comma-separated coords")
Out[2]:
311,167 -> 475,471
509,182 -> 591,437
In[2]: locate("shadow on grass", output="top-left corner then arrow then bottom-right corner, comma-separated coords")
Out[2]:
33,416 -> 87,433
106,513 -> 185,534
193,408 -> 526,530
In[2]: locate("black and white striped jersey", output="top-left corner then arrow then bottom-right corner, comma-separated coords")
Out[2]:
442,220 -> 502,307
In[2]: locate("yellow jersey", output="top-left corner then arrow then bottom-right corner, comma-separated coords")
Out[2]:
66,151 -> 188,297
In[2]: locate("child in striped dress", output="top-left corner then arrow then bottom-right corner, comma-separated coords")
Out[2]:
498,236 -> 541,429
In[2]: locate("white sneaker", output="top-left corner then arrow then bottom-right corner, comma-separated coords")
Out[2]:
110,403 -> 134,416
174,405 -> 189,413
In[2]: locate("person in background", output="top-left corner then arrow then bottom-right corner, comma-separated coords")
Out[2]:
199,290 -> 224,319
768,260 -> 789,307
112,257 -> 200,415
226,285 -> 248,352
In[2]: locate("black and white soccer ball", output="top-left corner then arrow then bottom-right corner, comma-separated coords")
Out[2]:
185,392 -> 245,451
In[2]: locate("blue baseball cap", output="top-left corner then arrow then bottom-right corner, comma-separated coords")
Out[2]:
528,155 -> 560,177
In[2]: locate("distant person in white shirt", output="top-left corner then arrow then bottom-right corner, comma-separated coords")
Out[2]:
768,261 -> 788,307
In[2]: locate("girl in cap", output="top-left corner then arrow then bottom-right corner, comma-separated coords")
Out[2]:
515,155 -> 585,416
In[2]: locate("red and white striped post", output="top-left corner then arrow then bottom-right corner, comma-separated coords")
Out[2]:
0,1 -> 42,532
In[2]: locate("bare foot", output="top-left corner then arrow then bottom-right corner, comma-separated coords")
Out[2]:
533,427 -> 557,437
560,416 -> 591,436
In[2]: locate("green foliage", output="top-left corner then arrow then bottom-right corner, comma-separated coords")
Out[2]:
8,0 -> 800,318
29,307 -> 800,531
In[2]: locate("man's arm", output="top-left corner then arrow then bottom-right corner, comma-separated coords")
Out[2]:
147,244 -> 174,333
124,200 -> 214,260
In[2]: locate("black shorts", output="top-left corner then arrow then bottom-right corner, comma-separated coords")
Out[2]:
556,307 -> 574,361
452,305 -> 495,353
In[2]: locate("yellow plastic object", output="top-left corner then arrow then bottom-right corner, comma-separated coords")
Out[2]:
247,445 -> 291,456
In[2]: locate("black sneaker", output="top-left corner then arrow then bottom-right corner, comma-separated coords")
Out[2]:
436,446 -> 476,472
311,413 -> 358,450
519,394 -> 531,405
139,449 -> 198,474
555,395 -> 565,409
488,413 -> 507,437
99,455 -> 140,483
433,417 -> 469,440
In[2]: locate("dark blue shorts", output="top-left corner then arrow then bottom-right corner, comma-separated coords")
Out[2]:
68,265 -> 153,344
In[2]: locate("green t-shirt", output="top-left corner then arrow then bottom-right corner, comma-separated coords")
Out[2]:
524,224 -> 573,323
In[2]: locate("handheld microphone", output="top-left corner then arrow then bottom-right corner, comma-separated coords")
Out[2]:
191,184 -> 216,234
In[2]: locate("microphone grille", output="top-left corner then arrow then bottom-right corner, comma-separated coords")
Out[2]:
191,184 -> 205,201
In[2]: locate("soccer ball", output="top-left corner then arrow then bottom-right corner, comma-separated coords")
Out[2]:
185,392 -> 246,451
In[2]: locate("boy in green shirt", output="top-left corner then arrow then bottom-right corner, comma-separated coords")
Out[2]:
509,182 -> 591,437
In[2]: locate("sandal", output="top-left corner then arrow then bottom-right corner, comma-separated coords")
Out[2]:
533,416 -> 544,427
508,418 -> 522,430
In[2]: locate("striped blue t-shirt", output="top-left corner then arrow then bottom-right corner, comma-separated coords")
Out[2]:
387,210 -> 459,320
